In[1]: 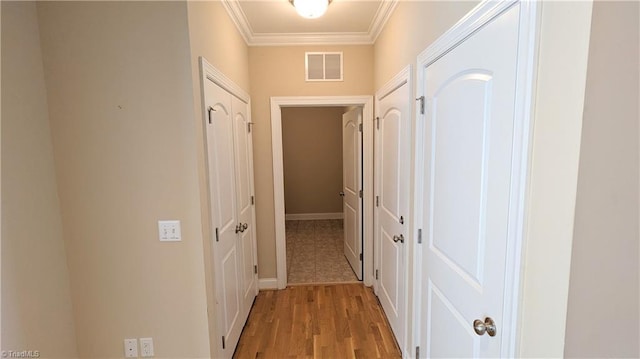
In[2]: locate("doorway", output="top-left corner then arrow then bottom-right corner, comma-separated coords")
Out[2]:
281,106 -> 360,284
270,96 -> 374,289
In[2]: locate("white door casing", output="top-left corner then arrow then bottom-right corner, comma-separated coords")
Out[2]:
342,108 -> 363,280
270,96 -> 374,289
374,65 -> 412,353
201,58 -> 258,358
413,1 -> 538,357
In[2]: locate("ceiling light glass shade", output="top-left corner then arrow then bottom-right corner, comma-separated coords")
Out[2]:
291,0 -> 330,19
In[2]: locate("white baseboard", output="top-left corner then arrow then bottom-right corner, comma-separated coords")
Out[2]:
285,212 -> 344,220
258,278 -> 278,290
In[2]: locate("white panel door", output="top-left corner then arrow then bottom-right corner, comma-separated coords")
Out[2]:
231,95 -> 258,323
342,108 -> 363,280
203,80 -> 243,357
417,4 -> 521,357
375,73 -> 411,350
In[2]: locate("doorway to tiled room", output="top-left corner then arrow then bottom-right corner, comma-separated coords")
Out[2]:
281,106 -> 360,285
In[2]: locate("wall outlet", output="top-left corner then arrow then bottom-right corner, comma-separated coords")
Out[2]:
140,337 -> 154,357
158,220 -> 181,241
124,338 -> 138,358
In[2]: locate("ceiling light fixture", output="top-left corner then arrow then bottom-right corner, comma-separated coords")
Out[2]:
289,0 -> 332,19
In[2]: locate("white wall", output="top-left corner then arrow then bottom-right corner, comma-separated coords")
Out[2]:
564,2 -> 640,357
1,2 -> 78,357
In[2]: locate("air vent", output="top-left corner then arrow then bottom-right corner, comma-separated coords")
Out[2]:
305,52 -> 343,82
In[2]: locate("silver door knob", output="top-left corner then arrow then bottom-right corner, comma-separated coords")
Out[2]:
473,317 -> 496,337
339,191 -> 345,197
392,234 -> 404,243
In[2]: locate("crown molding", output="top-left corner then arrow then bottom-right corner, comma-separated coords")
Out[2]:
250,32 -> 373,46
369,0 -> 398,42
221,0 -> 398,46
220,0 -> 252,44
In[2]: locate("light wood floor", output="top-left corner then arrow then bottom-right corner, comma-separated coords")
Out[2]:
233,284 -> 401,359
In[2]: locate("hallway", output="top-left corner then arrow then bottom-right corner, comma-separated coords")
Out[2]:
233,284 -> 401,358
286,219 -> 359,284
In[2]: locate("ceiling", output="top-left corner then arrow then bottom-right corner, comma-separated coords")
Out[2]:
222,0 -> 398,46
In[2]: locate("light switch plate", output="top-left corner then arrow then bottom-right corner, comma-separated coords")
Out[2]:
124,338 -> 138,358
158,220 -> 181,241
140,337 -> 154,357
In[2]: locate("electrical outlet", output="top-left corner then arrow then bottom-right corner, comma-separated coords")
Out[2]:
124,339 -> 138,358
158,220 -> 181,241
140,337 -> 154,357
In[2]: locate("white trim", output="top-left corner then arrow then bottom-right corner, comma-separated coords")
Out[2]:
271,96 -> 374,290
221,0 -> 397,46
369,0 -> 399,43
412,1 -> 539,357
373,64 -> 412,357
416,0 -> 518,67
220,0 -> 252,45
285,213 -> 344,221
250,32 -> 375,46
258,278 -> 278,290
200,57 -> 250,104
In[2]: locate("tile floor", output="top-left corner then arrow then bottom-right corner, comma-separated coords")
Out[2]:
286,219 -> 360,284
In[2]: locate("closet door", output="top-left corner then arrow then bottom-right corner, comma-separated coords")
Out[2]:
204,80 -> 244,357
231,95 -> 258,320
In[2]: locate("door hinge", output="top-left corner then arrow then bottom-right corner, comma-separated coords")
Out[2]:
247,122 -> 254,133
254,265 -> 258,274
417,228 -> 422,244
359,189 -> 363,198
222,336 -> 226,349
215,227 -> 220,242
359,253 -> 363,261
251,195 -> 255,205
375,269 -> 379,280
376,195 -> 379,207
207,106 -> 215,124
416,346 -> 420,358
358,123 -> 363,132
375,116 -> 380,130
417,96 -> 425,115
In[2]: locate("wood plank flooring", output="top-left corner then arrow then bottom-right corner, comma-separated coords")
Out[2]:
233,284 -> 401,359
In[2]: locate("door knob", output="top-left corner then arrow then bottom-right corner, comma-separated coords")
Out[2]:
339,191 -> 345,197
242,223 -> 248,231
473,317 -> 496,337
235,224 -> 242,234
392,234 -> 404,243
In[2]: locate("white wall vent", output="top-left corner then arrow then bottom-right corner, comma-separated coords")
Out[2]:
305,52 -> 343,82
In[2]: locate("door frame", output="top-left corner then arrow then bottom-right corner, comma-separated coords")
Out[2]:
412,0 -> 539,357
270,96 -> 374,289
200,57 -> 258,358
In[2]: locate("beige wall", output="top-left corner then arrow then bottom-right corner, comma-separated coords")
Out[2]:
564,2 -> 640,357
1,2 -> 78,357
36,2 -> 210,357
282,107 -> 344,215
186,2 -> 251,357
249,45 -> 373,278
